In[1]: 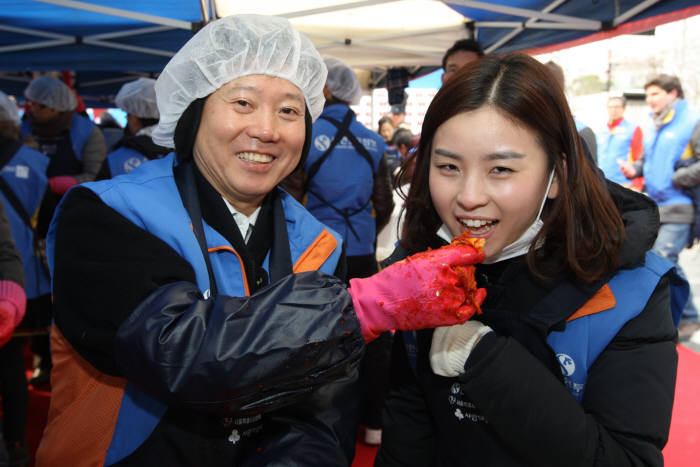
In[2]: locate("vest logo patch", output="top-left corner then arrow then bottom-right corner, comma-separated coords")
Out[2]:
557,353 -> 576,376
123,157 -> 143,173
3,165 -> 29,179
314,134 -> 331,151
447,383 -> 487,424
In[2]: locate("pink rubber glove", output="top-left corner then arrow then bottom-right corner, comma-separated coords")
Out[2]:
49,175 -> 78,195
348,243 -> 487,342
0,280 -> 27,347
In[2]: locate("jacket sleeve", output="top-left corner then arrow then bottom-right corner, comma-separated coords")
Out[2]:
0,198 -> 24,287
52,187 -> 365,415
671,121 -> 700,188
74,126 -> 107,183
462,277 -> 676,467
240,368 -> 362,466
374,332 -> 437,467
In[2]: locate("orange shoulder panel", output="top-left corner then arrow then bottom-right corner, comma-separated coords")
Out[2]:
566,284 -> 616,322
35,325 -> 126,467
293,229 -> 338,273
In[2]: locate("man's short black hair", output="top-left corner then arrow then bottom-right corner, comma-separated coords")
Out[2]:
442,38 -> 484,70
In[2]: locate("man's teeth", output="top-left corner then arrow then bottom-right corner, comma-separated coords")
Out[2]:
237,152 -> 273,163
461,219 -> 496,228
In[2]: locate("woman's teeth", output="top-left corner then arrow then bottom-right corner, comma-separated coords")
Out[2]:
461,219 -> 496,229
237,152 -> 273,163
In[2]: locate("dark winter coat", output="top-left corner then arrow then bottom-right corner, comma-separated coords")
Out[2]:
375,182 -> 679,467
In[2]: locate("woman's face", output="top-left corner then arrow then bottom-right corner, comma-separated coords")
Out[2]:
429,106 -> 559,259
379,121 -> 395,143
193,74 -> 306,215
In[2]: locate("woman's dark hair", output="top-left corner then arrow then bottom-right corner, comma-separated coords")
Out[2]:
173,96 -> 313,171
400,53 -> 624,283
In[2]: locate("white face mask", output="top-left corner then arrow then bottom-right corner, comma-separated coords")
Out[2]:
437,170 -> 555,264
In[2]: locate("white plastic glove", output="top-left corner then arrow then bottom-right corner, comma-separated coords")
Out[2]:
430,320 -> 492,377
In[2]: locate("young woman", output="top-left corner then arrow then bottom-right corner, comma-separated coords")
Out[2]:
375,53 -> 687,467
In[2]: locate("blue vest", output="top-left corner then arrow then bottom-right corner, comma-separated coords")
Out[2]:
547,251 -> 687,402
0,145 -> 49,299
643,99 -> 700,206
21,113 -> 95,162
305,105 -> 384,256
49,153 -> 344,464
106,146 -> 150,177
598,118 -> 638,185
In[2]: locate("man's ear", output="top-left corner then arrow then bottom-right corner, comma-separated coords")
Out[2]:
323,85 -> 332,100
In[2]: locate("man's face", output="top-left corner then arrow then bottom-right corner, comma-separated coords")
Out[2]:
442,50 -> 480,84
26,100 -> 60,123
606,99 -> 625,123
645,85 -> 677,116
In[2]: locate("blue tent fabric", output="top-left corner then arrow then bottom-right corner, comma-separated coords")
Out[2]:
0,0 -> 698,100
447,0 -> 700,54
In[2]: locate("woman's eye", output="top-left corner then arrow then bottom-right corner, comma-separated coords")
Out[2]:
281,107 -> 300,116
234,99 -> 250,108
438,163 -> 458,172
491,166 -> 513,175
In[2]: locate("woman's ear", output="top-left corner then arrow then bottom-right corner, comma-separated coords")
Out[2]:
547,154 -> 567,199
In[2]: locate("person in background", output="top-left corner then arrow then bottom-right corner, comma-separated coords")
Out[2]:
620,73 -> 700,341
22,75 -> 106,196
0,91 -> 36,467
375,53 -> 685,467
21,75 -> 107,386
378,116 -> 396,146
303,56 -> 394,446
378,116 -> 401,179
36,15 -> 483,466
389,90 -> 409,130
441,38 -> 484,85
544,61 -> 598,163
97,78 -> 169,179
598,96 -> 644,190
0,98 -> 30,465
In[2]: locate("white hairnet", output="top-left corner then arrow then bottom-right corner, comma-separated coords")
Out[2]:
24,75 -> 77,112
0,91 -> 19,123
324,57 -> 362,106
152,14 -> 327,148
115,78 -> 159,120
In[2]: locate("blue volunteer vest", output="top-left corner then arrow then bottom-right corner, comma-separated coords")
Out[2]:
598,118 -> 638,185
21,113 -> 94,162
547,251 -> 687,402
305,105 -> 385,256
0,145 -> 50,299
49,153 -> 344,464
643,99 -> 700,206
106,146 -> 150,177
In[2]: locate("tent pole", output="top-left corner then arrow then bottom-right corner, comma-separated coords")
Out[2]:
34,0 -> 193,30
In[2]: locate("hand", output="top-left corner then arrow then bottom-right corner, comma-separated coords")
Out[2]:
348,243 -> 486,342
49,175 -> 78,195
430,319 -> 492,377
617,159 -> 637,179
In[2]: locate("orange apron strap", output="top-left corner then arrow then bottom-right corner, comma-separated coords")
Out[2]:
293,229 -> 338,273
